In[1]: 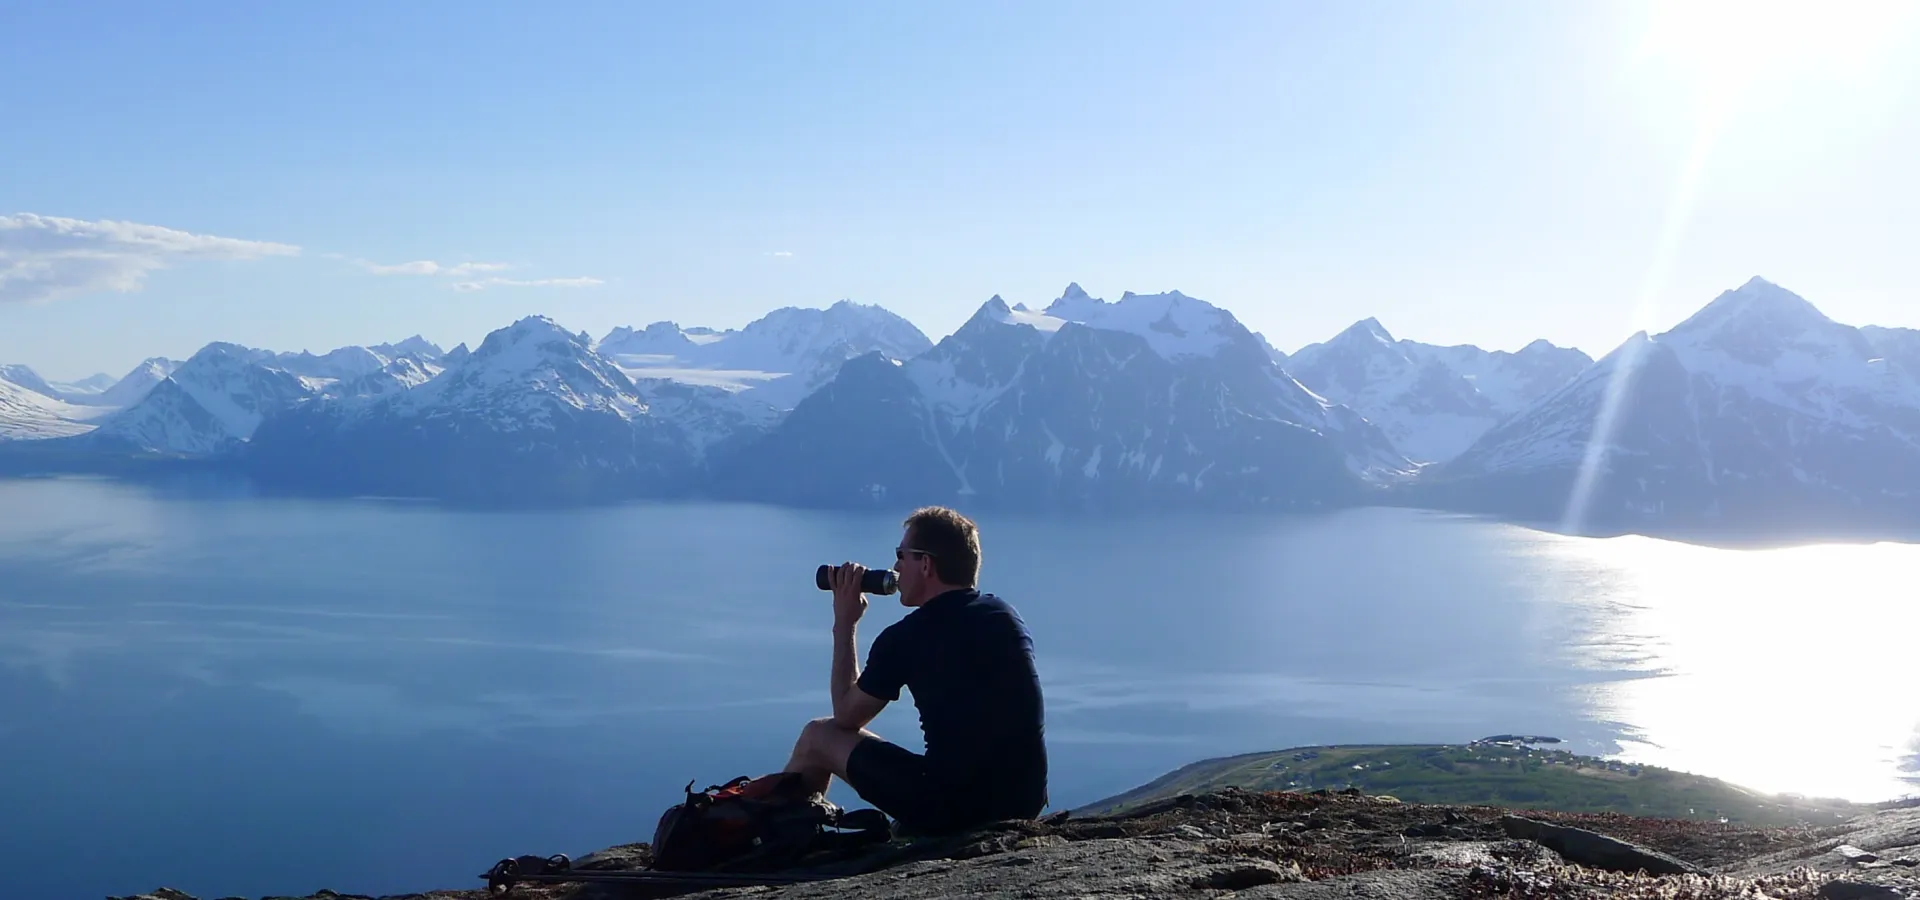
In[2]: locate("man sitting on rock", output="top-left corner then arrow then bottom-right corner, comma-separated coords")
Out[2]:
782,505 -> 1049,835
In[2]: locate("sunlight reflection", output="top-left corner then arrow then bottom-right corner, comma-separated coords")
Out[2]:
1536,532 -> 1920,801
1571,0 -> 1920,534
1565,55 -> 1725,534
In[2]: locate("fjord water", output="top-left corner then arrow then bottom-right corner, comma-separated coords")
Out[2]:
1,478 -> 1914,900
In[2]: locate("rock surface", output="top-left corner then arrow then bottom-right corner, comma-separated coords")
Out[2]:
109,789 -> 1920,900
1498,813 -> 1710,875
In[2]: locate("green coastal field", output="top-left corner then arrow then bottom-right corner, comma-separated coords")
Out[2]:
1075,739 -> 1869,827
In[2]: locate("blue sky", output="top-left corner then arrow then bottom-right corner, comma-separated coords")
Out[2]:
3,0 -> 1918,380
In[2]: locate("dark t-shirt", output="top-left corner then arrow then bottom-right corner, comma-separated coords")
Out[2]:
856,588 -> 1048,817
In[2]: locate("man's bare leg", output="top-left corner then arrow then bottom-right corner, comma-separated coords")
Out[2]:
783,716 -> 880,797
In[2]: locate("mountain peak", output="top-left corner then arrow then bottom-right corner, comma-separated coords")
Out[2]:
1073,290 -> 1241,360
402,316 -> 643,419
1118,289 -> 1193,303
967,295 -> 1013,325
825,298 -> 891,318
1332,317 -> 1396,347
380,335 -> 444,360
1045,283 -> 1109,322
1698,276 -> 1825,321
0,364 -> 55,398
509,314 -> 571,335
182,341 -> 272,369
599,321 -> 696,356
1666,277 -> 1835,345
481,316 -> 590,354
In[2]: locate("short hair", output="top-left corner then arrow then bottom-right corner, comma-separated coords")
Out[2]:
903,506 -> 981,587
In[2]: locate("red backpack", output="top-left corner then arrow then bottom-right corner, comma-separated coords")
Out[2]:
649,772 -> 891,872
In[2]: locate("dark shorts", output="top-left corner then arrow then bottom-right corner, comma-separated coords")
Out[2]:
843,737 -> 954,834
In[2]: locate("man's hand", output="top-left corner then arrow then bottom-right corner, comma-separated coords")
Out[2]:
830,561 -> 869,628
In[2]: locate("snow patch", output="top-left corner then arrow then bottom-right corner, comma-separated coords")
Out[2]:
599,301 -> 930,409
1002,307 -> 1068,333
0,378 -> 99,439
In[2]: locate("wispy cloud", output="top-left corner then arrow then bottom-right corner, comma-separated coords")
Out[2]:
351,256 -> 599,291
452,276 -> 605,292
0,212 -> 299,304
765,250 -> 795,258
362,259 -> 511,277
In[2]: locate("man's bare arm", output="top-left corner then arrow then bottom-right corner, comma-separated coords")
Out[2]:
829,564 -> 888,730
830,620 -> 886,729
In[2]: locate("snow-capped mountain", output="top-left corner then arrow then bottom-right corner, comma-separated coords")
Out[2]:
388,317 -> 650,421
1034,287 -> 1410,479
1415,339 -> 1595,414
599,300 -> 932,409
598,322 -> 721,357
90,343 -> 323,455
319,357 -> 443,402
0,365 -> 64,401
248,316 -> 775,501
369,335 -> 445,362
1286,320 -> 1591,463
69,372 -> 120,393
0,377 -> 106,440
1417,277 -> 1920,536
97,357 -> 183,408
266,335 -> 447,383
1035,285 -> 1247,360
267,345 -> 393,381
39,372 -> 120,404
709,286 -> 1411,511
0,364 -> 123,406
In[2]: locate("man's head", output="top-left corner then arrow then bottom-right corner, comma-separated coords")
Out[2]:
895,506 -> 981,606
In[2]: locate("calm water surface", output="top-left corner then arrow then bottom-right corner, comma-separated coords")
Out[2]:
1,476 -> 1914,900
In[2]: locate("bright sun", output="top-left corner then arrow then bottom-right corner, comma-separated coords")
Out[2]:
1636,0 -> 1919,109
1563,0 -> 1919,537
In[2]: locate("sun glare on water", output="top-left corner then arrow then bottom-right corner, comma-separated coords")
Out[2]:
1535,531 -> 1920,803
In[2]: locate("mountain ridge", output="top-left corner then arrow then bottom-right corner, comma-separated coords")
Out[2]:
4,280 -> 1917,540
1286,317 -> 1592,465
1410,277 -> 1920,538
709,286 -> 1411,512
599,300 -> 932,409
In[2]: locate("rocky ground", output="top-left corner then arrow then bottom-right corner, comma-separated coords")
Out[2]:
114,790 -> 1920,900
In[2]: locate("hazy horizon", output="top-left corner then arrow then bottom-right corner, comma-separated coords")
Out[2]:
3,271 -> 1913,383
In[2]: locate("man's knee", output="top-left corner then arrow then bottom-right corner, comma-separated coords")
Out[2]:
796,716 -> 842,752
797,716 -> 876,771
801,714 -> 846,735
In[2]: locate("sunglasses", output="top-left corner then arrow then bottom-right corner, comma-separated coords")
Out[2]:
895,547 -> 936,561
